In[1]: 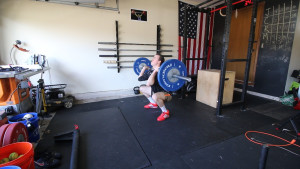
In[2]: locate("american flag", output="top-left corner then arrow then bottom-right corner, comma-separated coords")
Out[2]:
178,1 -> 214,75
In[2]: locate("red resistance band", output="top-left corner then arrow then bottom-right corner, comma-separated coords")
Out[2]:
245,131 -> 300,147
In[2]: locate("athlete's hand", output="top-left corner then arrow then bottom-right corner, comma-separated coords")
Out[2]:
142,66 -> 150,70
154,66 -> 160,72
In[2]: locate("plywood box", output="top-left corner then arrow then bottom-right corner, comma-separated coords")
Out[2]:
196,69 -> 235,108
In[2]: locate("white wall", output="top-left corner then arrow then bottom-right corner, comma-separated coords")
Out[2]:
0,0 -> 178,98
285,3 -> 300,92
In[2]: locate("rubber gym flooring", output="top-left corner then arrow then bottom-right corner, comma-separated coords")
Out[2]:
35,92 -> 300,169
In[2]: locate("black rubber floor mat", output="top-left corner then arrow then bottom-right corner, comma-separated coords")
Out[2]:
182,126 -> 300,169
118,97 -> 233,165
250,102 -> 298,120
36,107 -> 150,169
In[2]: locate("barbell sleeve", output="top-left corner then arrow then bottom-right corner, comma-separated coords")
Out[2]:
172,75 -> 191,82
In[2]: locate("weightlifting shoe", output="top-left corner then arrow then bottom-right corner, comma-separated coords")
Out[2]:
35,151 -> 62,160
157,110 -> 170,121
144,103 -> 158,109
34,157 -> 60,168
42,151 -> 62,159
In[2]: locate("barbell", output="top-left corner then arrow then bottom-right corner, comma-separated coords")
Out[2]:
134,57 -> 191,92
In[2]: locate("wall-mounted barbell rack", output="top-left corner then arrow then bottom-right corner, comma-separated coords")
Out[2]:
98,21 -> 173,73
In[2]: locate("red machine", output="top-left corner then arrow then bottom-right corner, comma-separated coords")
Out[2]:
0,78 -> 30,107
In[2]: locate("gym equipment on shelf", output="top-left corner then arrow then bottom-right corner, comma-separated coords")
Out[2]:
100,54 -> 172,58
99,48 -> 172,52
98,42 -> 173,46
103,60 -> 134,64
98,21 -> 172,73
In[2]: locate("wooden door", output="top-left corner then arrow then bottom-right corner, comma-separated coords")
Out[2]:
226,2 -> 265,85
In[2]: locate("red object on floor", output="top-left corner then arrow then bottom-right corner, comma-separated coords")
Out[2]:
0,142 -> 35,169
0,117 -> 8,127
294,98 -> 300,110
0,124 -> 10,147
2,123 -> 29,147
0,110 -> 8,127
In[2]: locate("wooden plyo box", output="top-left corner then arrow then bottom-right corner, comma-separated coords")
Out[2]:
196,69 -> 235,108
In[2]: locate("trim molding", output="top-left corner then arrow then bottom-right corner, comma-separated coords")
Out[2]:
234,88 -> 280,101
72,88 -> 280,104
73,89 -> 139,104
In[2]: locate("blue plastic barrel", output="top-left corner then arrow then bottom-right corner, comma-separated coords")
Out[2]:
8,113 -> 40,142
0,166 -> 21,169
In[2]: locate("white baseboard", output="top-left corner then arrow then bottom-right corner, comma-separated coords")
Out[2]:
234,88 -> 280,101
73,88 -> 280,104
73,89 -> 139,104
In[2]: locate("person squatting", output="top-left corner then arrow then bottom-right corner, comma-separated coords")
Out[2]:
138,54 -> 172,122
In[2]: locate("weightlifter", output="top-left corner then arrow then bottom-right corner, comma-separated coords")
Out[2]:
138,54 -> 172,121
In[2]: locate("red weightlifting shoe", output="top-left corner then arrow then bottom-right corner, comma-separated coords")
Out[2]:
157,110 -> 170,121
144,103 -> 158,109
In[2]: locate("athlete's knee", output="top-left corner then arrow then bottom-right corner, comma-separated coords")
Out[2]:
164,93 -> 172,102
140,86 -> 147,93
139,86 -> 145,93
152,93 -> 158,102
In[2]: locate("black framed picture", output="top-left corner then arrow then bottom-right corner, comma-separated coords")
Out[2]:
131,9 -> 147,21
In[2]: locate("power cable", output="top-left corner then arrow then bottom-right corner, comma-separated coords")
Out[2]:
17,84 -> 23,114
9,46 -> 15,65
46,60 -> 52,85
